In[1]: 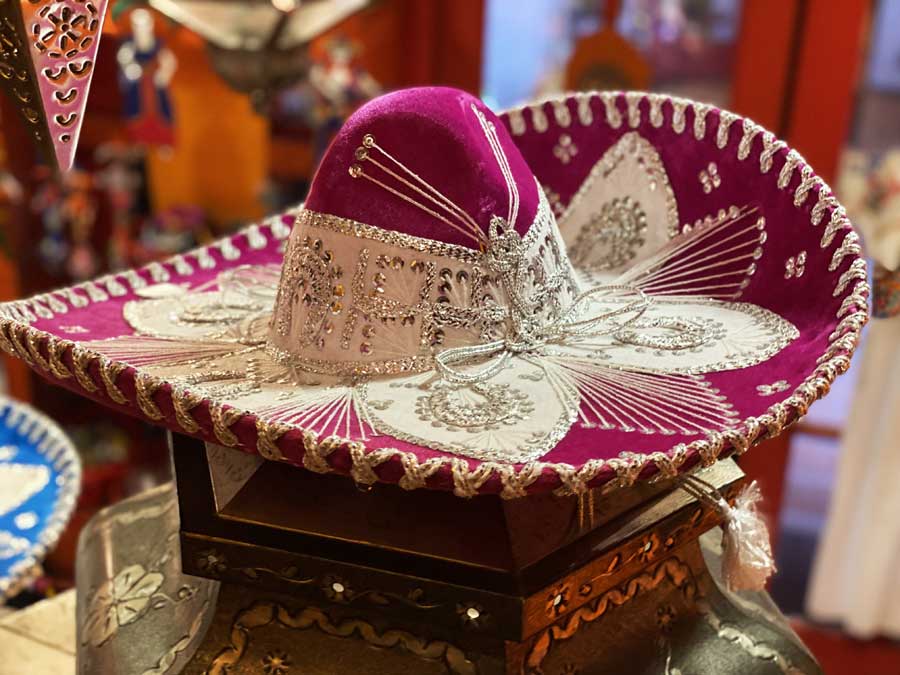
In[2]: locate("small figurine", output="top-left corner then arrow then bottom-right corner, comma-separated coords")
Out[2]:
117,8 -> 177,147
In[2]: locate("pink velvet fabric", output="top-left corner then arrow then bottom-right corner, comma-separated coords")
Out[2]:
304,87 -> 539,246
498,96 -> 850,470
20,89 -> 864,496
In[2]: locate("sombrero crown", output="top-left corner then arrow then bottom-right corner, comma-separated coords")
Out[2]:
269,87 -> 582,378
0,87 -> 868,498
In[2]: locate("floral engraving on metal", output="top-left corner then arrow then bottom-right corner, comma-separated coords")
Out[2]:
76,485 -> 217,674
82,563 -> 167,647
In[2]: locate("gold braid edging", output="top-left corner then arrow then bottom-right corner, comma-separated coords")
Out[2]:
0,93 -> 871,498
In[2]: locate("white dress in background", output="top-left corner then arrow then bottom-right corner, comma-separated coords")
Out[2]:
806,316 -> 900,638
807,145 -> 900,637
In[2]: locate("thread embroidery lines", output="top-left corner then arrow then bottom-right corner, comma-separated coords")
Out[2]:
80,111 -> 798,464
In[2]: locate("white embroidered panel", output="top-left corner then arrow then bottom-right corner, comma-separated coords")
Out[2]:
558,132 -> 679,274
555,297 -> 798,375
267,187 -> 581,377
84,129 -> 800,465
364,360 -> 576,463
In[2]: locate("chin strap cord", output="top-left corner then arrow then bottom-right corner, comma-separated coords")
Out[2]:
680,475 -> 776,592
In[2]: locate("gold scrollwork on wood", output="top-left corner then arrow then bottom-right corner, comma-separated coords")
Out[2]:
207,601 -> 478,675
526,556 -> 698,672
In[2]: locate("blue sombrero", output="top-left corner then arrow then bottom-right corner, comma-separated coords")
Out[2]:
0,397 -> 80,601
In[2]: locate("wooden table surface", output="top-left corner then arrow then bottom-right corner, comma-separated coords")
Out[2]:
0,591 -> 76,675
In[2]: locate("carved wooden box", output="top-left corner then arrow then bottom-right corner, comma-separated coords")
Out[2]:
162,433 -> 820,674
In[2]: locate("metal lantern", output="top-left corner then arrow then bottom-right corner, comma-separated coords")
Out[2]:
148,0 -> 368,109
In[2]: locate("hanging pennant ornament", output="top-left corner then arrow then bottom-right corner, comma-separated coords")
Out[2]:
0,0 -> 109,171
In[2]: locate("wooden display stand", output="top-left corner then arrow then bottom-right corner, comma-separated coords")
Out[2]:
164,434 -> 821,674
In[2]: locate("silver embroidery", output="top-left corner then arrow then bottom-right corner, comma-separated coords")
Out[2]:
268,189 -> 579,378
553,133 -> 578,164
570,196 -> 648,272
73,100 -> 805,467
614,317 -> 715,352
757,381 -> 790,396
417,382 -> 534,431
699,162 -> 721,193
561,132 -> 680,239
784,252 -> 806,279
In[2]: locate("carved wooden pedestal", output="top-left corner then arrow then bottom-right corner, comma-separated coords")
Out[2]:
74,434 -> 821,673
161,433 -> 820,674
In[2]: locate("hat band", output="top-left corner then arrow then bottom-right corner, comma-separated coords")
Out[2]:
267,187 -> 582,378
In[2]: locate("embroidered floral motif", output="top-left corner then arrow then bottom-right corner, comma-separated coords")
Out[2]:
785,251 -> 807,279
416,382 -> 534,432
756,381 -> 790,396
699,162 -> 721,193
553,133 -> 579,164
560,132 -> 680,244
569,196 -> 647,272
613,316 -> 716,353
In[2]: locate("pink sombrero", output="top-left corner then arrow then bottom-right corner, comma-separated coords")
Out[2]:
0,87 -> 868,498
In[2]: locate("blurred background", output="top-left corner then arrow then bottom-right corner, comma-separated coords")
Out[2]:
0,1 -> 897,672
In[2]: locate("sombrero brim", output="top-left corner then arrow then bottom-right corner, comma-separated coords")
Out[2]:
0,92 -> 867,498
